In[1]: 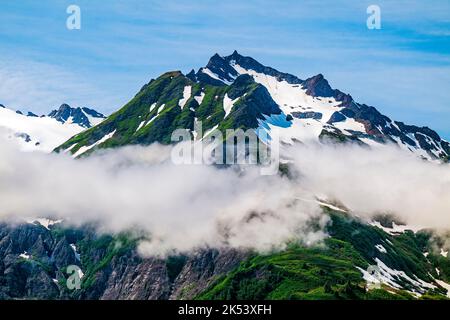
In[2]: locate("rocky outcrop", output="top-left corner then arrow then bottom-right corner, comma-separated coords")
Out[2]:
48,104 -> 105,128
170,248 -> 250,299
0,222 -> 250,300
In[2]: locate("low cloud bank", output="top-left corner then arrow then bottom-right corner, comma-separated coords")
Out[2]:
287,144 -> 450,230
0,138 -> 326,256
0,136 -> 449,256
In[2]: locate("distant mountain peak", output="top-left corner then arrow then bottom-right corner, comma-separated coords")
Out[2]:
48,103 -> 105,128
0,104 -> 89,152
81,107 -> 104,119
193,51 -> 303,86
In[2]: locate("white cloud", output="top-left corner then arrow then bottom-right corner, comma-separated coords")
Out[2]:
288,143 -> 450,230
0,139 -> 327,257
1,136 -> 449,257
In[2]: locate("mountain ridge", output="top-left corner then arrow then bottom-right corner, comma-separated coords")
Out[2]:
48,103 -> 105,128
0,103 -> 105,152
54,51 -> 449,161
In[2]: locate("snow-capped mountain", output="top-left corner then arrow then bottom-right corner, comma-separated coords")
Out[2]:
57,51 -> 450,160
193,51 -> 450,161
0,103 -> 105,152
56,51 -> 449,162
48,103 -> 105,128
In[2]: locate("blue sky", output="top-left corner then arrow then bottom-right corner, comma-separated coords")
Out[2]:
0,0 -> 449,139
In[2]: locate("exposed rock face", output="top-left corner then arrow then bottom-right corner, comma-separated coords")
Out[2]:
293,111 -> 323,120
96,254 -> 171,300
303,74 -> 335,97
51,237 -> 78,270
170,249 -> 249,300
48,104 -> 105,128
0,223 -> 59,299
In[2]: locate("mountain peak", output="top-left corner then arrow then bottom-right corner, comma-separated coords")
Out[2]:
186,69 -> 197,82
53,51 -> 449,162
160,70 -> 184,79
48,103 -> 105,128
196,50 -> 304,86
196,53 -> 239,85
303,74 -> 335,97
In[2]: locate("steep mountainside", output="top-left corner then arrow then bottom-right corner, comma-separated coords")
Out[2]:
0,103 -> 104,152
56,51 -> 449,161
1,207 -> 449,300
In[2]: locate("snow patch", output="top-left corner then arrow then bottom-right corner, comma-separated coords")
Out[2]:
375,244 -> 387,253
72,130 -> 116,158
19,252 -> 30,259
223,93 -> 240,118
201,68 -> 232,85
179,86 -> 192,109
136,121 -> 146,132
202,125 -> 219,139
64,144 -> 78,153
333,118 -> 366,135
316,201 -> 347,212
81,109 -> 104,127
157,104 -> 166,114
26,218 -> 63,230
436,280 -> 450,298
232,64 -> 342,122
70,244 -> 81,261
358,258 -> 436,296
194,92 -> 205,105
369,221 -> 423,235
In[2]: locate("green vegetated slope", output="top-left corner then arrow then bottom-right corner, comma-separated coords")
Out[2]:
45,208 -> 449,300
55,72 -> 282,156
196,209 -> 449,300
